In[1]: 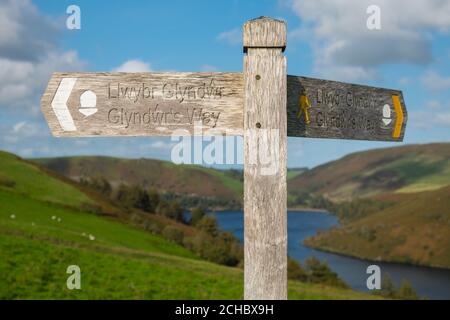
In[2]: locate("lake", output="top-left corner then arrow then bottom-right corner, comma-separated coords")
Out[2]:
211,210 -> 450,300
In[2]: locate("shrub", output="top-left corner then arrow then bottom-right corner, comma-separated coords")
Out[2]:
143,221 -> 163,234
190,207 -> 206,226
374,274 -> 420,300
186,230 -> 243,267
303,257 -> 348,288
396,280 -> 419,300
287,257 -> 307,281
162,225 -> 184,245
156,200 -> 184,222
0,175 -> 15,188
196,216 -> 219,237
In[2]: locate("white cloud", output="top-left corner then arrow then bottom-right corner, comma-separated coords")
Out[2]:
426,100 -> 441,110
287,0 -> 450,81
112,59 -> 152,72
0,0 -> 85,115
3,120 -> 47,143
13,121 -> 26,132
409,100 -> 450,128
200,64 -> 219,72
421,71 -> 450,92
217,28 -> 241,45
0,0 -> 59,62
398,76 -> 411,86
0,51 -> 85,114
410,111 -> 450,128
150,140 -> 172,150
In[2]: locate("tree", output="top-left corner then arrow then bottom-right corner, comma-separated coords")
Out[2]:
396,280 -> 419,300
114,184 -> 156,212
287,257 -> 307,281
190,207 -> 206,226
304,257 -> 347,288
162,225 -> 184,245
79,176 -> 112,197
131,185 -> 152,212
196,216 -> 219,237
156,200 -> 184,222
377,273 -> 396,298
147,188 -> 160,211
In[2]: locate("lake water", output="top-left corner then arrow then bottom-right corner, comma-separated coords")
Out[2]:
211,210 -> 450,300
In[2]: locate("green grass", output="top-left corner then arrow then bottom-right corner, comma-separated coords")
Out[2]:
0,151 -> 92,207
287,168 -> 307,180
0,188 -> 377,299
0,233 -> 378,299
0,150 -> 379,299
0,189 -> 194,259
0,233 -> 241,299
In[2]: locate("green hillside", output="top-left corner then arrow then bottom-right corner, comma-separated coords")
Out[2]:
0,151 -> 93,207
34,156 -> 243,203
305,186 -> 450,269
289,143 -> 450,202
0,150 -> 375,299
34,143 -> 450,206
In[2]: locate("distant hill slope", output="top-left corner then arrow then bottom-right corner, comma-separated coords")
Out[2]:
0,151 -> 93,208
289,143 -> 450,202
34,156 -> 243,201
0,150 -> 375,299
305,185 -> 450,269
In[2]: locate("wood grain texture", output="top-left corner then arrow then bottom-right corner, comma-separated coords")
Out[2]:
287,75 -> 408,141
243,17 -> 287,300
41,72 -> 244,137
243,16 -> 286,52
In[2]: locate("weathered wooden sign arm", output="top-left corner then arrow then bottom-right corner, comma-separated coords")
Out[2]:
41,16 -> 407,301
287,75 -> 407,141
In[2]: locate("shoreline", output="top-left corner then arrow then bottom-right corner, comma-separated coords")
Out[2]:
287,207 -> 330,213
304,241 -> 450,271
210,207 -> 331,213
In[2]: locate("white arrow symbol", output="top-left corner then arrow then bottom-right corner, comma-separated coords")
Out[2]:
51,78 -> 77,131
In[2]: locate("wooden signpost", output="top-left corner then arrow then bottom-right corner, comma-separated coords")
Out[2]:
41,16 -> 407,300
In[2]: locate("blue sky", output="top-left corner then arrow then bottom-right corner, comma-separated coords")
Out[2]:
0,0 -> 449,168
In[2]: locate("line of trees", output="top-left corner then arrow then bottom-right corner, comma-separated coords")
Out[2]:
288,256 -> 348,288
79,177 -> 242,266
373,274 -> 419,300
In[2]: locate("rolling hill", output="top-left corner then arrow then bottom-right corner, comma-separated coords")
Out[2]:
288,143 -> 450,202
305,185 -> 450,269
0,150 -> 374,299
34,156 -> 243,202
34,143 -> 450,206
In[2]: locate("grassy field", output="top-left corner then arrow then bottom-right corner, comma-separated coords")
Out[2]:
0,151 -> 93,207
0,150 -> 377,299
0,190 -> 376,300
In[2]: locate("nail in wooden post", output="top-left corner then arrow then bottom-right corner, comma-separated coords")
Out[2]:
243,17 -> 287,300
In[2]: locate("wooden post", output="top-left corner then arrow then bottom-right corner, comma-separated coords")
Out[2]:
243,17 -> 287,300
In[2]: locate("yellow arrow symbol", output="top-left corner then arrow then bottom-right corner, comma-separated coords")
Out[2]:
297,94 -> 311,124
392,95 -> 403,139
